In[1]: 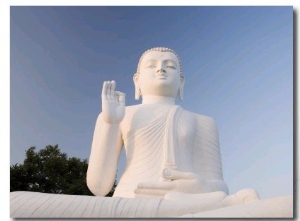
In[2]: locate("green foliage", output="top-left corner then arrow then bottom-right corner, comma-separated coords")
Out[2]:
10,145 -> 117,196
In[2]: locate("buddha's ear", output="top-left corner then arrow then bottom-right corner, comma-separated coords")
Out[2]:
133,73 -> 141,100
179,75 -> 185,101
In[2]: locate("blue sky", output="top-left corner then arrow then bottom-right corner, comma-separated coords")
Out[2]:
10,6 -> 293,199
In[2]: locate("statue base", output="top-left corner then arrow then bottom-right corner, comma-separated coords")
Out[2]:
10,191 -> 293,218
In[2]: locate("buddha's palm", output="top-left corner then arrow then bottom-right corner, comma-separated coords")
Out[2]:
101,80 -> 125,124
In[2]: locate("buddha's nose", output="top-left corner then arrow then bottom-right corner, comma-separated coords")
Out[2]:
157,68 -> 166,74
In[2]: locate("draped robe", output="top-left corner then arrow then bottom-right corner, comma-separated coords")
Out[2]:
113,104 -> 224,198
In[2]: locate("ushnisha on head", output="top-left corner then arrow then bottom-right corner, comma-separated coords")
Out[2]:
134,47 -> 185,101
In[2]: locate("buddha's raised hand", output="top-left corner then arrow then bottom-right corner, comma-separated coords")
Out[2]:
101,80 -> 125,124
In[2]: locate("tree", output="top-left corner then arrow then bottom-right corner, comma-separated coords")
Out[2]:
10,145 -> 117,196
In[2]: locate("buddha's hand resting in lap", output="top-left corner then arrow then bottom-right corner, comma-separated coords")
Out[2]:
101,80 -> 125,124
134,168 -> 213,198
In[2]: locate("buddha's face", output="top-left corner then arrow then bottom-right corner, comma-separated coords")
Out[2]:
134,51 -> 184,98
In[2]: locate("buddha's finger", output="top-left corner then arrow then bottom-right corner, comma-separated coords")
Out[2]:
110,80 -> 116,100
163,168 -> 195,180
115,91 -> 125,105
134,188 -> 167,198
101,81 -> 108,101
107,81 -> 112,101
137,182 -> 174,190
135,192 -> 164,198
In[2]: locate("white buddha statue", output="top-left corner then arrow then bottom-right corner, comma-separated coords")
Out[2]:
87,47 -> 228,198
10,47 -> 293,218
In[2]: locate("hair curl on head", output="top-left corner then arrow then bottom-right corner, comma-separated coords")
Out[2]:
136,47 -> 183,77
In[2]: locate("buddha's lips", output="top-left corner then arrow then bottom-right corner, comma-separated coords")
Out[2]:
156,74 -> 167,78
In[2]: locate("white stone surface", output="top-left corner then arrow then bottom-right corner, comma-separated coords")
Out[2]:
10,191 -> 293,218
87,47 -> 228,198
10,47 -> 293,218
180,196 -> 293,218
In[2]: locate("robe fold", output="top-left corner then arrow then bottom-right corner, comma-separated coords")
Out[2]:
113,105 -> 192,198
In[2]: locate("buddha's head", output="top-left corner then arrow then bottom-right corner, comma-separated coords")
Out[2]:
133,47 -> 185,101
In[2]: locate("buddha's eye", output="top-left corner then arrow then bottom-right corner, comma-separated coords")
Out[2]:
147,64 -> 156,68
165,60 -> 177,69
167,65 -> 176,69
145,59 -> 158,69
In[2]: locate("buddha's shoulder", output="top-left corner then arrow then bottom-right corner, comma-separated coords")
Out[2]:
182,109 -> 216,124
125,104 -> 141,111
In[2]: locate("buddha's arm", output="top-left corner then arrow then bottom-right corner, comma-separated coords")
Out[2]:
87,80 -> 125,196
87,113 -> 123,196
195,115 -> 229,194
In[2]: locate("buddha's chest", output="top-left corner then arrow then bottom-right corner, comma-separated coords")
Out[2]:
120,106 -> 196,171
121,105 -> 196,142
